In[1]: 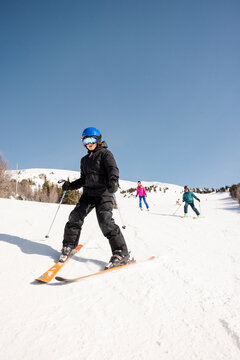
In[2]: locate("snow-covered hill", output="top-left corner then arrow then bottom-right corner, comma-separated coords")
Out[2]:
7,168 -> 183,193
7,168 -> 80,187
1,170 -> 240,360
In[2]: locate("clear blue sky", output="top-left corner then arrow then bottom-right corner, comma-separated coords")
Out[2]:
1,0 -> 239,188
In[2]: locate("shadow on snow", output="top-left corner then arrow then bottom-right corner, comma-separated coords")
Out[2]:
0,233 -> 106,267
149,213 -> 182,217
219,196 -> 240,213
0,233 -> 59,262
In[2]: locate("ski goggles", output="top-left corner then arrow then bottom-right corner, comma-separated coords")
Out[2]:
82,136 -> 98,145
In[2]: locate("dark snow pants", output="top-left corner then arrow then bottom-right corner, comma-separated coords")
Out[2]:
63,194 -> 128,255
184,202 -> 200,216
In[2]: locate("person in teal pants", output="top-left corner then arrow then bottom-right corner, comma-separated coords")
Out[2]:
182,186 -> 200,217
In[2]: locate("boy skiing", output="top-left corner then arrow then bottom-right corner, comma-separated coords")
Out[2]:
136,181 -> 149,211
182,186 -> 200,217
60,127 -> 131,269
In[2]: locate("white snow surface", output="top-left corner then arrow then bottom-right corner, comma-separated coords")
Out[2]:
1,170 -> 240,360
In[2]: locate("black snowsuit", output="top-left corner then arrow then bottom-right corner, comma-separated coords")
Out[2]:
63,142 -> 128,256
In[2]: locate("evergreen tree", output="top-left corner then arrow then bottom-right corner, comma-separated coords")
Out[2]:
62,189 -> 80,205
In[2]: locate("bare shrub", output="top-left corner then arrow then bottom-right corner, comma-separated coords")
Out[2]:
229,184 -> 240,204
0,153 -> 11,198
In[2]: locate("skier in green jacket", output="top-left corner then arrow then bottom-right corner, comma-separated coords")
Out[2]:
182,186 -> 200,217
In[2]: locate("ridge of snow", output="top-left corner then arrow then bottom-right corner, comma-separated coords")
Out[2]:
7,168 -> 183,194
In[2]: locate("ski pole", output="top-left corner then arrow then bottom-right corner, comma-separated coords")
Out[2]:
172,203 -> 182,216
114,194 -> 126,229
145,195 -> 154,207
199,201 -> 202,216
45,180 -> 67,238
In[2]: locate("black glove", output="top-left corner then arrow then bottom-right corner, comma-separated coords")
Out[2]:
197,199 -> 200,202
107,179 -> 119,193
62,181 -> 71,191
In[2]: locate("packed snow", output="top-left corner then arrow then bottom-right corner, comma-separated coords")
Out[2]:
0,169 -> 240,360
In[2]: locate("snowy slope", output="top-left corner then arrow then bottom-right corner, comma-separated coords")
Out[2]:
7,168 -> 80,187
0,175 -> 240,360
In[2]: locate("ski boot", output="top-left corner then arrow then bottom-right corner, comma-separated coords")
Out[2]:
59,246 -> 75,263
105,250 -> 134,270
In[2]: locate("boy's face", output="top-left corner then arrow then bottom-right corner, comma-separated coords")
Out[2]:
86,143 -> 97,151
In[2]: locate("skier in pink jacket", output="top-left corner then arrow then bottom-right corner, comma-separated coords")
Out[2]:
136,181 -> 149,211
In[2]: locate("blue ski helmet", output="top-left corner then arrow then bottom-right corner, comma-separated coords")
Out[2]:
82,127 -> 101,139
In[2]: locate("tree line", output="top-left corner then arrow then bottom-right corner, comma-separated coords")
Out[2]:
0,154 -> 80,205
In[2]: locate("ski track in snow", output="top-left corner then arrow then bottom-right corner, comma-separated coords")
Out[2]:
0,176 -> 240,360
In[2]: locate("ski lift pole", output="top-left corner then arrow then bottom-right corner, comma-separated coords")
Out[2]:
114,194 -> 126,229
45,179 -> 67,239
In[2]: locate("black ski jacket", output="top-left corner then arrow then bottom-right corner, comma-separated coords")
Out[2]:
69,142 -> 119,196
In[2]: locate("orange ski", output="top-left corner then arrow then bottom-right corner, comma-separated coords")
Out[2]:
36,244 -> 83,283
55,256 -> 155,283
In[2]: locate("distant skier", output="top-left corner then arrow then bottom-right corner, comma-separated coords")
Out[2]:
136,181 -> 149,211
182,186 -> 200,217
60,127 -> 131,269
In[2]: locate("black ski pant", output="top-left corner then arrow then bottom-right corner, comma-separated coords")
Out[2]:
63,194 -> 128,255
184,202 -> 200,216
